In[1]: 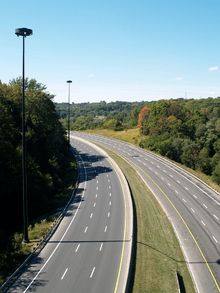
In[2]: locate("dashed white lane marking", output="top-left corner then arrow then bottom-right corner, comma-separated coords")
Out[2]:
61,268 -> 68,280
95,194 -> 98,198
94,203 -> 96,207
109,193 -> 111,196
170,174 -> 173,177
185,187 -> 189,190
167,183 -> 171,186
177,180 -> 180,184
213,236 -> 218,243
203,204 -> 208,209
84,227 -> 88,233
214,214 -> 219,220
201,220 -> 206,226
75,244 -> 80,252
96,187 -> 98,190
108,212 -> 110,217
90,267 -> 95,278
193,194 -> 197,199
161,177 -> 164,180
109,186 -> 111,189
99,243 -> 103,251
191,208 -> 195,213
182,198 -> 186,202
163,170 -> 166,173
155,172 -> 158,175
175,190 -> 179,194
104,226 -> 107,232
97,180 -> 98,183
109,202 -> 111,206
90,213 -> 93,219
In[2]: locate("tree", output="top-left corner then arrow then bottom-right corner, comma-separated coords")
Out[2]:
137,107 -> 151,134
9,77 -> 47,92
197,147 -> 211,174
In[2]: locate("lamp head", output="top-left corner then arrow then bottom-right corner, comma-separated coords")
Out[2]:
15,28 -> 33,37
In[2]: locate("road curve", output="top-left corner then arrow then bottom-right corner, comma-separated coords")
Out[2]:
5,136 -> 133,293
72,131 -> 220,293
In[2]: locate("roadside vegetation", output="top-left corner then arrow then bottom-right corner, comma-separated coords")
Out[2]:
102,147 -> 196,293
58,96 -> 220,188
0,78 -> 77,287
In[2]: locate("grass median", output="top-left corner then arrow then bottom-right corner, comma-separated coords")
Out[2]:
103,147 -> 196,293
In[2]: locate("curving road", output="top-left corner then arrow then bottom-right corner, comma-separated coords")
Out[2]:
6,137 -> 132,293
72,131 -> 220,293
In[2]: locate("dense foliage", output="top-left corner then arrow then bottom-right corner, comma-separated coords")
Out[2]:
138,98 -> 220,185
56,97 -> 220,185
0,78 -> 74,245
56,100 -> 146,131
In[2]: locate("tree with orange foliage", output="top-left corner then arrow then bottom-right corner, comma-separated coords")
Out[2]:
137,107 -> 151,134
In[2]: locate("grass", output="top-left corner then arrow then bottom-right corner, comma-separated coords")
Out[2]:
102,147 -> 196,293
0,154 -> 78,288
86,128 -> 144,145
86,128 -> 220,194
0,216 -> 57,288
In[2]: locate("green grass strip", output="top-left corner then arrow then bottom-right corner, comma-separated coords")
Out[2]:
104,147 -> 196,293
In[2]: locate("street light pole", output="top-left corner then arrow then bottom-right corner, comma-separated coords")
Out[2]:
15,28 -> 33,243
66,80 -> 72,148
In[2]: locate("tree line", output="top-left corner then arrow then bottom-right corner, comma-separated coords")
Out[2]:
56,100 -> 145,131
138,98 -> 220,185
56,97 -> 220,186
0,78 -> 75,252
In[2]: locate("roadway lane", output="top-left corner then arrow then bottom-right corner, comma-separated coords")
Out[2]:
6,137 -> 132,293
72,131 -> 220,293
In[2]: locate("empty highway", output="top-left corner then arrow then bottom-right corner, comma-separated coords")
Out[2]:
72,131 -> 220,293
6,137 -> 132,293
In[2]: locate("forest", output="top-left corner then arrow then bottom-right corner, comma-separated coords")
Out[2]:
56,100 -> 146,131
0,78 -> 75,254
137,98 -> 220,185
56,97 -> 220,185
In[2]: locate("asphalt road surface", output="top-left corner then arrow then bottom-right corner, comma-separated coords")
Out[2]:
6,137 -> 132,293
72,131 -> 220,293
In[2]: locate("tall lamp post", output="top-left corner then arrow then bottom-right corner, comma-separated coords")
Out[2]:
15,28 -> 33,243
66,80 -> 72,148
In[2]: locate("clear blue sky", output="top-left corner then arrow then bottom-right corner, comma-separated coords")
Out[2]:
1,0 -> 220,103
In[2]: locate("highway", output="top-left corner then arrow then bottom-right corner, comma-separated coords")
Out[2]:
6,137 -> 132,293
72,131 -> 220,293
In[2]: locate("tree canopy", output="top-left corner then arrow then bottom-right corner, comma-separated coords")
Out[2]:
0,78 -> 73,241
138,98 -> 220,185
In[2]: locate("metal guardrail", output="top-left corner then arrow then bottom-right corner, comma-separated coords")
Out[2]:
0,148 -> 79,292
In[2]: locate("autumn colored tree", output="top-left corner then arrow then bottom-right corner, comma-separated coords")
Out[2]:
137,107 -> 151,134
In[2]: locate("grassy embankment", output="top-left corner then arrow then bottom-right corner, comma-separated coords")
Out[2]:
99,145 -> 196,293
86,128 -> 220,194
0,158 -> 77,288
